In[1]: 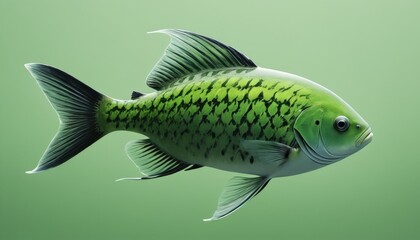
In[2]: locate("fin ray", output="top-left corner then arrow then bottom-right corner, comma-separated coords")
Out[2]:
240,140 -> 293,165
204,176 -> 270,221
25,64 -> 105,173
147,29 -> 257,90
125,139 -> 190,178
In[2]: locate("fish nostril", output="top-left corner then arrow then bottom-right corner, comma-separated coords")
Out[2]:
356,124 -> 361,129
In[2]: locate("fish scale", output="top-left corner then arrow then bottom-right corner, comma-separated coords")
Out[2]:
98,70 -> 312,172
26,29 -> 372,221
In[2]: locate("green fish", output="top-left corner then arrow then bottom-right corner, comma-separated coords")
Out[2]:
25,29 -> 373,221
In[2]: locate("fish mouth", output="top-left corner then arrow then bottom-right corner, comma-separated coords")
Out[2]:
294,129 -> 341,165
356,128 -> 373,148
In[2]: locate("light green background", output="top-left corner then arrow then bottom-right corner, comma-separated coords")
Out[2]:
1,1 -> 418,239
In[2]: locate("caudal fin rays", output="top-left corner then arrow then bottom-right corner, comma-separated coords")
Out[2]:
25,63 -> 105,173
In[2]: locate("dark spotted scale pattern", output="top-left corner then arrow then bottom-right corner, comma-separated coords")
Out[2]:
97,69 -> 311,170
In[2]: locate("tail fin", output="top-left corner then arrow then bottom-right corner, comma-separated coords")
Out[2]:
25,63 -> 105,173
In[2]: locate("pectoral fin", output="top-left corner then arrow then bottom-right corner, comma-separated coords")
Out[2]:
240,140 -> 293,165
204,176 -> 270,221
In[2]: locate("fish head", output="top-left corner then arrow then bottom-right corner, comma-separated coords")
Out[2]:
294,101 -> 372,165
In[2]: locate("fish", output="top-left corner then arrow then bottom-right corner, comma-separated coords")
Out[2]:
25,29 -> 373,221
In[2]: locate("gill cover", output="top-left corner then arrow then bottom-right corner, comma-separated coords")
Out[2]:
294,107 -> 341,164
294,107 -> 324,150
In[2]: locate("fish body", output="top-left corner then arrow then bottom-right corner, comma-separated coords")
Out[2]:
100,68 -> 327,177
26,30 -> 373,220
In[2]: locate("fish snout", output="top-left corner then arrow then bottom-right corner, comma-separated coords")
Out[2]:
356,128 -> 373,148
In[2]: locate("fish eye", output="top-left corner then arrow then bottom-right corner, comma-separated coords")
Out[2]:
334,116 -> 350,132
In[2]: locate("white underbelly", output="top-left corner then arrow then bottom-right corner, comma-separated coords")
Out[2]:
272,150 -> 325,178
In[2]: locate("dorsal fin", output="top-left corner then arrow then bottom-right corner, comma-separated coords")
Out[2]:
147,29 -> 257,90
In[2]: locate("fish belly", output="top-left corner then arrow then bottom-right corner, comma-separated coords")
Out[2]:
148,131 -> 274,176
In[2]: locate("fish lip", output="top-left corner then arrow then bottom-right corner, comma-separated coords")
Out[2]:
356,128 -> 373,147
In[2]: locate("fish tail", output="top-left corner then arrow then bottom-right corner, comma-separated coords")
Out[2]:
25,63 -> 106,173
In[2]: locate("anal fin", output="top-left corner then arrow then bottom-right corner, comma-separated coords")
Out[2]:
121,139 -> 190,180
204,176 -> 270,221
